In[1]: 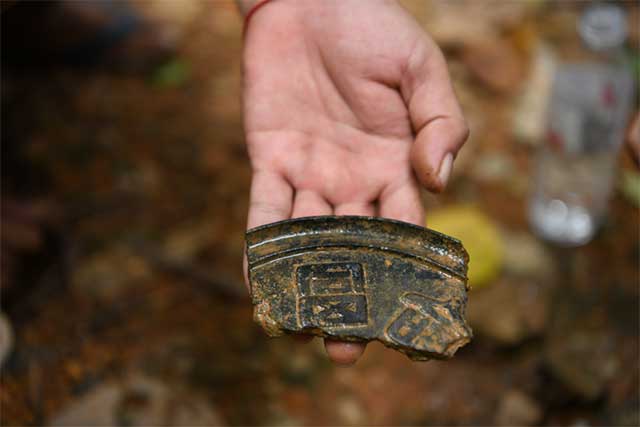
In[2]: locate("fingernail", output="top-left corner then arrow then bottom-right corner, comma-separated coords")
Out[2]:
437,153 -> 453,189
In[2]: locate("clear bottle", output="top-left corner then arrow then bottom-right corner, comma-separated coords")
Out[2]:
528,2 -> 635,247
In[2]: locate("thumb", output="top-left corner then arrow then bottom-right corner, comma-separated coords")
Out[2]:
402,39 -> 469,193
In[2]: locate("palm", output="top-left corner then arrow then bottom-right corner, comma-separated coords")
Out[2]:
242,0 -> 468,365
246,73 -> 415,218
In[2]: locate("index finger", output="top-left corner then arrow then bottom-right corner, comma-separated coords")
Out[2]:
246,170 -> 293,230
244,170 -> 293,289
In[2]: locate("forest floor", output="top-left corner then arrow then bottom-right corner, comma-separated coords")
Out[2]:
1,1 -> 638,426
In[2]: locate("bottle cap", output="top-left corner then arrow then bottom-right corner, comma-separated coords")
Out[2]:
578,3 -> 627,51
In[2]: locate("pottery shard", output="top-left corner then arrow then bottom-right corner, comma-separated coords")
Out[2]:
245,216 -> 472,361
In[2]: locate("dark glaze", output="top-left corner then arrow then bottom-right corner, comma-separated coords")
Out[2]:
246,216 -> 472,361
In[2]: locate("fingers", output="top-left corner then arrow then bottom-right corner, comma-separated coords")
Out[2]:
245,170 -> 293,290
247,178 -> 373,365
402,40 -> 469,193
289,189 -> 331,344
323,201 -> 372,365
410,119 -> 467,193
334,201 -> 375,217
291,189 -> 332,218
246,170 -> 293,229
293,196 -> 369,364
379,178 -> 425,226
324,339 -> 366,366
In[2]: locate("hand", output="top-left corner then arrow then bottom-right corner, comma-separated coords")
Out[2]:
242,0 -> 469,365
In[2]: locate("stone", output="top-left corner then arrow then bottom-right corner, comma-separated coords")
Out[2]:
71,246 -> 151,301
513,44 -> 557,146
467,278 -> 548,345
421,1 -> 534,47
544,290 -> 624,400
164,221 -> 217,263
502,231 -> 554,278
245,216 -> 472,361
462,37 -> 527,94
49,375 -> 224,427
471,152 -> 515,183
49,383 -> 121,426
0,312 -> 13,368
337,396 -> 368,426
495,390 -> 543,426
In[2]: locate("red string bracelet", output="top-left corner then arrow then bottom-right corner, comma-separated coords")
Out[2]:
244,0 -> 276,36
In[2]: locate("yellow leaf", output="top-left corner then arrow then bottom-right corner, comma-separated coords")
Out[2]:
427,205 -> 503,289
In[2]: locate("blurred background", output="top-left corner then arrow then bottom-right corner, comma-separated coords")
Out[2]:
1,0 -> 638,425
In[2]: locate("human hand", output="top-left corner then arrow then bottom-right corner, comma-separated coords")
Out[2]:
241,0 -> 469,365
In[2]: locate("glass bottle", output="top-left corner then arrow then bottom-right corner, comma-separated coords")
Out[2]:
528,2 -> 636,246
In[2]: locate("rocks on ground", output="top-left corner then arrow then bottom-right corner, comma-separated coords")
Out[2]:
49,374 -> 224,426
495,389 -> 543,426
